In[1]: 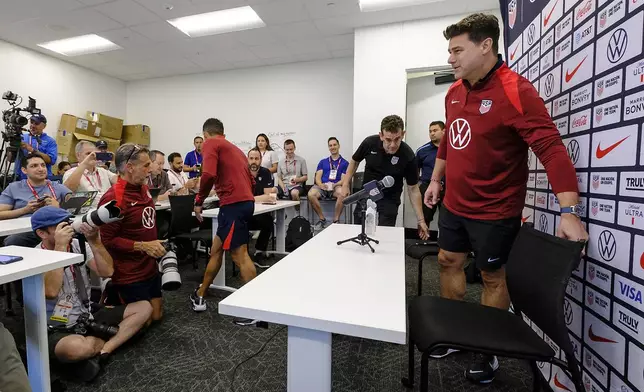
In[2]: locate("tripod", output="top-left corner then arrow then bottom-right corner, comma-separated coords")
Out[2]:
337,200 -> 379,253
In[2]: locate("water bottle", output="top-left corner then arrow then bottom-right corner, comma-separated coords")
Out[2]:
365,200 -> 377,235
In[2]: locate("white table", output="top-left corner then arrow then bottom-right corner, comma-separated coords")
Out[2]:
201,200 -> 300,292
218,224 -> 406,392
0,216 -> 33,236
0,246 -> 83,392
155,195 -> 218,211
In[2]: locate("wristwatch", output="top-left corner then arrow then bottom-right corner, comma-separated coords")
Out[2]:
560,203 -> 582,217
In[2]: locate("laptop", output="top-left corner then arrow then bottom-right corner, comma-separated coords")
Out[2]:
61,191 -> 98,215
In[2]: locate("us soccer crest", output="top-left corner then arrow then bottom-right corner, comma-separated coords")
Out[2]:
508,0 -> 517,29
595,107 -> 603,123
596,80 -> 604,97
391,156 -> 399,165
591,201 -> 599,216
592,174 -> 600,190
587,291 -> 594,305
599,10 -> 607,28
479,99 -> 493,114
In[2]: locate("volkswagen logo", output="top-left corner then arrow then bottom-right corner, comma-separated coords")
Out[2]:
539,214 -> 549,232
598,230 -> 617,261
607,28 -> 628,64
564,299 -> 573,325
544,73 -> 555,97
567,139 -> 580,164
449,118 -> 472,150
527,24 -> 536,46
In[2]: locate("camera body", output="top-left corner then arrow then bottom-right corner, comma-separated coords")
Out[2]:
74,312 -> 119,340
1,91 -> 40,149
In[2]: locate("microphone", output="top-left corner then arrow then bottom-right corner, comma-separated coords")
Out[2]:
342,176 -> 394,206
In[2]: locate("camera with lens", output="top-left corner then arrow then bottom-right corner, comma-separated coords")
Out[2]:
74,312 -> 119,340
159,242 -> 181,291
2,91 -> 40,149
69,200 -> 123,233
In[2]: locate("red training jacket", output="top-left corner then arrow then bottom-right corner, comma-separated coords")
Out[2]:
438,61 -> 578,220
98,178 -> 159,285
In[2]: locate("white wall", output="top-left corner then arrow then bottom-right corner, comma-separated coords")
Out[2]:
403,75 -> 449,229
353,9 -> 502,226
0,40 -> 126,136
126,58 -> 354,175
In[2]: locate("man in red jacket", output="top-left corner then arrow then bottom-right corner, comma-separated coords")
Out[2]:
99,144 -> 166,323
423,14 -> 588,383
191,118 -> 257,314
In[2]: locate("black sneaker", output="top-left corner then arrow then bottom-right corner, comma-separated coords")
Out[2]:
253,252 -> 270,269
233,318 -> 260,326
76,357 -> 101,382
190,289 -> 207,312
429,347 -> 460,359
465,355 -> 499,384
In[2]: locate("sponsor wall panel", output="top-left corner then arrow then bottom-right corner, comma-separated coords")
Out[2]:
503,0 -> 644,390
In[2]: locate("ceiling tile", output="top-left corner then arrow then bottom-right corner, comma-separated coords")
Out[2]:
269,21 -> 322,41
133,0 -> 247,19
324,34 -> 353,50
231,58 -> 267,69
263,56 -> 296,65
305,0 -> 359,20
252,0 -> 310,25
131,21 -> 186,42
331,49 -> 353,58
187,52 -> 232,69
121,72 -> 153,80
233,28 -> 277,46
0,0 -> 85,25
295,52 -> 332,61
191,33 -> 242,52
286,39 -> 328,55
249,44 -> 291,59
219,47 -> 258,62
99,27 -> 153,47
78,0 -> 115,5
313,15 -> 356,36
94,0 -> 161,26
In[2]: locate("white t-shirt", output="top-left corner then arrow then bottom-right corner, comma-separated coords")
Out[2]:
167,169 -> 190,192
260,150 -> 278,170
63,166 -> 116,207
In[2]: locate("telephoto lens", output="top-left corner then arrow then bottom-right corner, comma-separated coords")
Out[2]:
71,200 -> 123,232
159,242 -> 181,291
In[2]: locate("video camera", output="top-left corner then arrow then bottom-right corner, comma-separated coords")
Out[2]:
1,91 -> 40,149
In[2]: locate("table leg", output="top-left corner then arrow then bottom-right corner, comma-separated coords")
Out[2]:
287,326 -> 332,392
208,216 -> 236,293
276,209 -> 285,253
22,274 -> 51,392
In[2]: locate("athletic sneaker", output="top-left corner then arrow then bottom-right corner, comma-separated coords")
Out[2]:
315,219 -> 328,231
465,355 -> 499,384
253,252 -> 270,269
429,348 -> 460,359
190,289 -> 207,312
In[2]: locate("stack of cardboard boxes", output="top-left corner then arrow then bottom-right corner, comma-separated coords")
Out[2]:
56,111 -> 151,165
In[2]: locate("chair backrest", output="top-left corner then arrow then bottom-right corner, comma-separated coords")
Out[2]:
352,172 -> 364,193
506,224 -> 585,361
168,194 -> 198,235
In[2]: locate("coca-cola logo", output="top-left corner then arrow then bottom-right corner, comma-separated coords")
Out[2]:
576,0 -> 592,21
572,115 -> 588,128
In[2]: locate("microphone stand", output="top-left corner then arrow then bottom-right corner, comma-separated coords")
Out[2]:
337,199 -> 379,253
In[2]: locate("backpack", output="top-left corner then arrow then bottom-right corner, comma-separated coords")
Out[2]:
285,216 -> 313,252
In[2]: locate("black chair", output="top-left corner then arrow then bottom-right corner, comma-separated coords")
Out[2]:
405,239 -> 439,296
350,172 -> 364,224
168,194 -> 212,270
402,224 -> 585,392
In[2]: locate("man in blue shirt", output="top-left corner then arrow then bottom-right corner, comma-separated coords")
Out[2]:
17,114 -> 58,179
183,136 -> 203,179
1,153 -> 72,247
308,137 -> 349,230
416,120 -> 445,226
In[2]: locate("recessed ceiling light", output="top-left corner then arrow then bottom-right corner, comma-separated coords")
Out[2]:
359,0 -> 443,12
167,6 -> 265,38
37,34 -> 122,56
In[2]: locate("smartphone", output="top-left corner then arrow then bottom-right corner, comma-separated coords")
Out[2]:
95,152 -> 113,162
0,255 -> 23,265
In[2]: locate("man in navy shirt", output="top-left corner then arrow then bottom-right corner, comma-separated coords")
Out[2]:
183,136 -> 203,179
416,120 -> 445,226
247,148 -> 278,267
17,114 -> 58,179
308,137 -> 349,229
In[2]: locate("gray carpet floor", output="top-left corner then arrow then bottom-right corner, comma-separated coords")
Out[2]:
0,245 -> 534,392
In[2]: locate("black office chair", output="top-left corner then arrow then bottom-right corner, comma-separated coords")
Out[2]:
402,224 -> 585,392
168,194 -> 212,270
405,239 -> 439,296
350,172 -> 364,224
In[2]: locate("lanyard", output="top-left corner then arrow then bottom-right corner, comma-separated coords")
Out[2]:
28,135 -> 39,150
168,170 -> 185,186
148,175 -> 154,188
27,180 -> 57,201
329,156 -> 341,170
194,151 -> 201,164
83,170 -> 102,191
287,159 -> 296,174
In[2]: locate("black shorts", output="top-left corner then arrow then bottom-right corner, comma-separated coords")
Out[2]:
353,198 -> 399,227
105,274 -> 162,305
217,201 -> 255,250
48,305 -> 126,359
438,207 -> 521,271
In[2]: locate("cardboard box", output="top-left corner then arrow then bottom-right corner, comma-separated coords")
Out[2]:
56,132 -> 121,163
122,124 -> 151,146
86,111 -> 124,140
57,114 -> 102,138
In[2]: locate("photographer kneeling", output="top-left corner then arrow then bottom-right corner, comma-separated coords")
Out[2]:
31,206 -> 152,381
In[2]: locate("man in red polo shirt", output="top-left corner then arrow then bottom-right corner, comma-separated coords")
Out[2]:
191,118 -> 256,313
423,14 -> 588,383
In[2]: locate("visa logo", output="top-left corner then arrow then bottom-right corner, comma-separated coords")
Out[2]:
619,282 -> 643,304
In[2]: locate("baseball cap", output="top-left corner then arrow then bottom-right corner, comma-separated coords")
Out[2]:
31,206 -> 71,231
30,114 -> 47,124
95,140 -> 108,149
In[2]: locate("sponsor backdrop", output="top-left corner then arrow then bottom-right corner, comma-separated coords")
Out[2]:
500,0 -> 644,391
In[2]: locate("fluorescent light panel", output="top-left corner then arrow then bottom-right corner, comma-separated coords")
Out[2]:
38,34 -> 121,56
167,6 -> 265,38
359,0 -> 443,12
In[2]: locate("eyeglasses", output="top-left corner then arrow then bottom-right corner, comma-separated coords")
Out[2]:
125,144 -> 142,164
